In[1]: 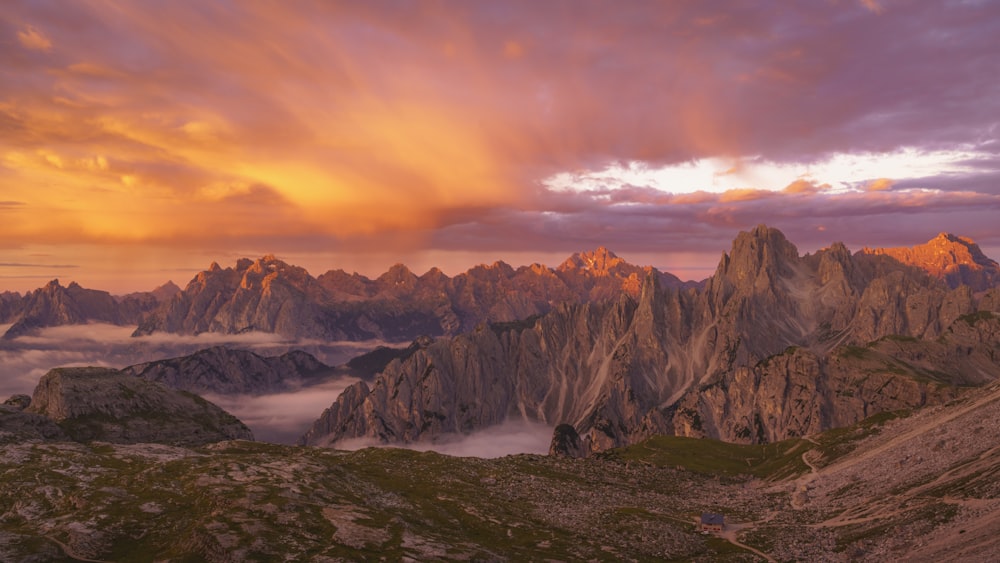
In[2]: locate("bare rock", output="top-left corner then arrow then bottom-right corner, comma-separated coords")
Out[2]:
549,423 -> 588,458
27,367 -> 253,445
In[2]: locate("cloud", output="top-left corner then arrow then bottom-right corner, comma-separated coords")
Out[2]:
0,262 -> 77,268
0,322 -> 388,393
335,419 -> 554,458
866,178 -> 895,192
782,179 -> 825,195
0,1 -> 997,291
204,378 -> 360,444
16,25 -> 52,52
859,0 -> 884,15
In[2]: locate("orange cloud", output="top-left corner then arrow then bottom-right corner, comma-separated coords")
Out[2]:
783,179 -> 824,194
17,25 -> 52,52
719,188 -> 775,202
865,178 -> 895,192
859,0 -> 884,14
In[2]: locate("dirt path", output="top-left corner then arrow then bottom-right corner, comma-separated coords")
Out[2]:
697,517 -> 777,563
790,445 -> 821,510
717,521 -> 777,562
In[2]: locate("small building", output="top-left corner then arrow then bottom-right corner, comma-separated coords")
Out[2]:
700,513 -> 725,533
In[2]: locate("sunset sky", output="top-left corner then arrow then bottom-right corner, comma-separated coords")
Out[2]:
2,0 -> 999,293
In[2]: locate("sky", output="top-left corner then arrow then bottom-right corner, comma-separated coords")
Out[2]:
2,0 -> 999,293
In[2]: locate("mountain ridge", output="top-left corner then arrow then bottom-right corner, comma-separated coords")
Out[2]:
2,233 -> 994,341
301,225 -> 1000,454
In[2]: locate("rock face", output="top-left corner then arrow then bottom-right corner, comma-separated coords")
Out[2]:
549,423 -> 588,458
0,393 -> 68,442
302,225 -> 1000,454
133,251 -> 694,341
26,367 -> 253,445
1,280 -> 163,340
121,347 -> 335,395
861,232 -> 1000,291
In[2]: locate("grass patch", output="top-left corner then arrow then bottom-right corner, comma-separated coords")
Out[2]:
814,409 -> 911,465
601,435 -> 810,479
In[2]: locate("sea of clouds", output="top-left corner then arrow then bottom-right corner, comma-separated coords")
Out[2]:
0,323 -> 554,456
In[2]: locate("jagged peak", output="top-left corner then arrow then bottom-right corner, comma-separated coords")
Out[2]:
719,225 -> 799,274
558,246 -> 627,274
151,281 -> 182,302
378,263 -> 416,285
468,260 -> 515,277
420,266 -> 447,280
383,263 -> 413,276
524,263 -> 556,277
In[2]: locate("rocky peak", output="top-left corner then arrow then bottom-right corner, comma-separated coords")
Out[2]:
465,261 -> 516,282
558,247 -> 625,276
41,279 -> 62,292
708,224 -> 800,302
150,281 -> 182,303
861,233 -> 1000,290
240,255 -> 309,289
378,263 -> 417,288
3,279 -> 142,340
420,266 -> 449,281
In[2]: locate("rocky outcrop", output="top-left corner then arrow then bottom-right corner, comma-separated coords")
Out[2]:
1,280 -> 162,340
134,250 -> 695,341
121,347 -> 335,395
302,225 -> 1000,454
860,232 -> 1000,291
26,367 -> 253,445
549,423 -> 588,458
0,393 -> 68,442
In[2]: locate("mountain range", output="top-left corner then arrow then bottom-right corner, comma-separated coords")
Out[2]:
301,226 -> 1000,454
2,225 -> 1000,559
2,232 -> 996,344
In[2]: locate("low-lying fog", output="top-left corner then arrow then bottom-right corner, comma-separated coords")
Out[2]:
335,420 -> 555,458
0,323 -> 555,457
0,322 -> 381,444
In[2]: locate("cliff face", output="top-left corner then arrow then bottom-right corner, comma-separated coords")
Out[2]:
26,367 -> 253,445
134,250 -> 692,341
302,225 -> 1000,453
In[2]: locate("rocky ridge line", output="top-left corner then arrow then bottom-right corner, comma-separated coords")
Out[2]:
301,225 -> 1000,455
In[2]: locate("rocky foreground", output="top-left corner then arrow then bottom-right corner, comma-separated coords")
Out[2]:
2,381 -> 999,562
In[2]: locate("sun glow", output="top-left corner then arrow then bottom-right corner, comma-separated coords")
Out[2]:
543,147 -> 985,196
